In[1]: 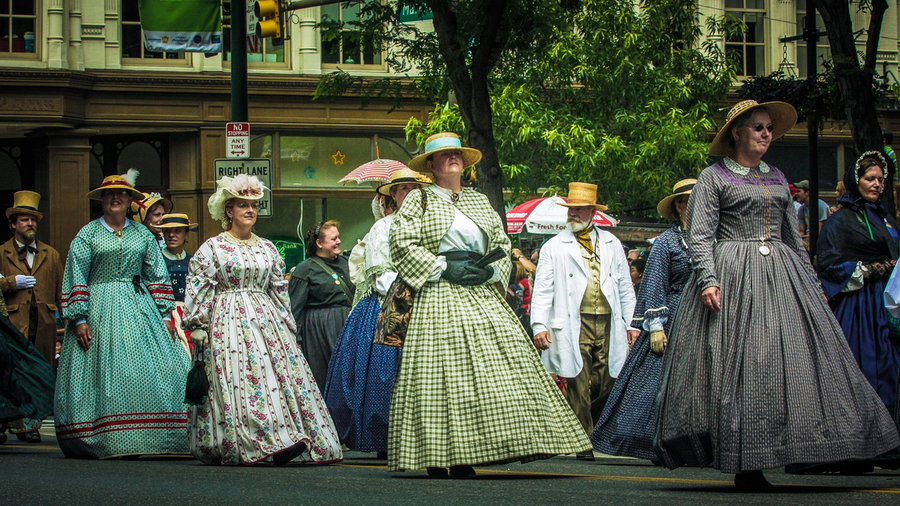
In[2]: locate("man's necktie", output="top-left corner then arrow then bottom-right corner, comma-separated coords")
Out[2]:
17,245 -> 36,265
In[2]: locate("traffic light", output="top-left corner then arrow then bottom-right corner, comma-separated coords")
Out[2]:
255,0 -> 282,39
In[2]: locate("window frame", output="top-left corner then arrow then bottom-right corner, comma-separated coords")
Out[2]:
0,0 -> 39,60
320,1 -> 386,71
724,0 -> 767,78
120,0 -> 191,66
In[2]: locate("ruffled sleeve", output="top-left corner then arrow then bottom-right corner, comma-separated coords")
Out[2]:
183,239 -> 218,331
635,228 -> 676,330
390,189 -> 442,291
61,229 -> 93,322
142,228 -> 175,315
686,167 -> 721,291
264,239 -> 297,334
365,217 -> 396,296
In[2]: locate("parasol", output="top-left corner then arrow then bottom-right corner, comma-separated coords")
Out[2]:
507,195 -> 617,235
338,159 -> 410,184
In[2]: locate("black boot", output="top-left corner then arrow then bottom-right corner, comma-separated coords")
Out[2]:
449,465 -> 476,479
734,470 -> 773,492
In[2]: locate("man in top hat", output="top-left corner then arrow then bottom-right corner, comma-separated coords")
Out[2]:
0,191 -> 63,442
530,182 -> 637,460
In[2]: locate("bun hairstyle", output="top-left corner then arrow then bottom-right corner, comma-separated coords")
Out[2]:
305,220 -> 340,257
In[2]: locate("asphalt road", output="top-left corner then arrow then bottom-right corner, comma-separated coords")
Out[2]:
1,424 -> 899,505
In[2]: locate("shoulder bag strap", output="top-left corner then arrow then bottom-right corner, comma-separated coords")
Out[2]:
309,256 -> 354,301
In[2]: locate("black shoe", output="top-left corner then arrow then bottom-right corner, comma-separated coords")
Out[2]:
0,432 -> 6,444
376,451 -> 388,460
426,467 -> 449,478
15,430 -> 40,443
576,450 -> 595,461
272,443 -> 306,466
734,470 -> 774,492
449,465 -> 476,479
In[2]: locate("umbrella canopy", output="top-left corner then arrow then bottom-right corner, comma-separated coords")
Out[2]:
338,159 -> 409,184
507,195 -> 617,235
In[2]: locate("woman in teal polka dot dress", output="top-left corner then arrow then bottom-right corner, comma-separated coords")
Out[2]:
55,171 -> 190,459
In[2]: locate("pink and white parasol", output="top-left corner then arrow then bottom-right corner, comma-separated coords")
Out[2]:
507,195 -> 617,235
338,159 -> 410,184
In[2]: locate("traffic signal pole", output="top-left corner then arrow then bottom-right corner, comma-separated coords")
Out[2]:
232,0 -> 248,122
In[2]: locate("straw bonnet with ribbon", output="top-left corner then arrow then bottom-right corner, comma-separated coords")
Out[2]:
709,99 -> 798,157
557,182 -> 608,211
6,190 -> 43,221
657,178 -> 698,221
207,174 -> 267,222
131,192 -> 174,223
157,213 -> 199,232
376,168 -> 433,196
408,132 -> 482,172
86,169 -> 144,200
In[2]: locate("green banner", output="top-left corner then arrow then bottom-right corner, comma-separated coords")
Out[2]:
139,0 -> 222,53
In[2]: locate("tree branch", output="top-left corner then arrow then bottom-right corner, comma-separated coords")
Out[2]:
864,0 -> 888,72
470,0 -> 509,77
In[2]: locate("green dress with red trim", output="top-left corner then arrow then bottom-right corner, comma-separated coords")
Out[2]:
55,218 -> 190,458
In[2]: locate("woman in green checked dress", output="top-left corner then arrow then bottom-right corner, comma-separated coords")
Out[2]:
388,133 -> 590,477
55,171 -> 190,459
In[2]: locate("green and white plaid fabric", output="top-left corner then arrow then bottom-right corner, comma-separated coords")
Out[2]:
387,187 -> 590,471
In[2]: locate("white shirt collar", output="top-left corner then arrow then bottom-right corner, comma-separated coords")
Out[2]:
99,217 -> 132,233
162,249 -> 186,261
723,157 -> 770,176
14,239 -> 35,249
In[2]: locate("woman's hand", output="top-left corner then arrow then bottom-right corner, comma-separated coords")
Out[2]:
701,286 -> 721,313
75,322 -> 92,350
627,330 -> 640,348
164,318 -> 176,340
533,331 -> 551,351
650,330 -> 668,355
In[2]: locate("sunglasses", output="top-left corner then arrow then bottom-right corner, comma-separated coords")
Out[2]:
750,124 -> 775,132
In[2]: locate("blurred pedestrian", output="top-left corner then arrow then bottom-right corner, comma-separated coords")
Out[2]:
592,178 -> 694,461
818,152 -> 900,416
655,100 -> 899,490
531,182 -> 636,460
158,213 -> 198,355
289,220 -> 355,389
388,132 -> 589,477
132,192 -> 172,248
324,167 -> 430,456
55,170 -> 189,459
184,174 -> 341,465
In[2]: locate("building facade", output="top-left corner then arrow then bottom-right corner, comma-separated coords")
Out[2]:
1,1 -> 898,255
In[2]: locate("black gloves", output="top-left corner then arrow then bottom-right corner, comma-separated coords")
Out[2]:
442,261 -> 493,286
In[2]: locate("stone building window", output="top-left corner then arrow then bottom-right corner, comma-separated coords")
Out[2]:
725,0 -> 766,77
0,0 -> 37,55
795,0 -> 831,78
321,1 -> 383,67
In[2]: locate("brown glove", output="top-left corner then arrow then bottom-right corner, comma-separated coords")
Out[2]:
650,330 -> 667,355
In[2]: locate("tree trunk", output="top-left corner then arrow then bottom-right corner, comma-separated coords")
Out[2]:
817,0 -> 894,215
428,0 -> 508,222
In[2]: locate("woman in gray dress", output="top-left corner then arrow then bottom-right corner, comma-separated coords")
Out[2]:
655,100 -> 899,490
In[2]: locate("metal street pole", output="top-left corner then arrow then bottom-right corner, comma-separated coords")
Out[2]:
232,0 -> 248,122
806,0 -> 819,260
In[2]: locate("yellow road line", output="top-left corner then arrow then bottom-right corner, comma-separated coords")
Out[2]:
336,463 -> 900,493
2,444 -> 60,451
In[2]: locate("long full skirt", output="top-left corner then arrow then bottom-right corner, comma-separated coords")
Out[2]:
324,294 -> 401,453
190,290 -> 342,465
54,281 -> 191,458
301,306 -> 351,390
0,315 -> 54,432
655,241 -> 900,473
831,279 -> 900,413
591,331 -> 663,460
388,280 -> 590,471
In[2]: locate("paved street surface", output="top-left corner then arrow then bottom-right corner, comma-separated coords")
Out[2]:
2,424 -> 898,505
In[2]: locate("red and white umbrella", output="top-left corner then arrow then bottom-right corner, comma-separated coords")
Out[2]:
507,195 -> 617,235
338,159 -> 409,184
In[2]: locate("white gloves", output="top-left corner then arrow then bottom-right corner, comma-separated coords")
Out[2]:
190,328 -> 208,345
14,275 -> 36,290
650,330 -> 668,355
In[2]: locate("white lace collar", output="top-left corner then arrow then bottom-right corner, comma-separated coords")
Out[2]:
723,157 -> 770,176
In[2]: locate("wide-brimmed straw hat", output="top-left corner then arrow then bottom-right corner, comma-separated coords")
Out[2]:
86,169 -> 144,201
376,168 -> 432,196
131,192 -> 173,223
657,178 -> 697,221
408,132 -> 482,172
709,99 -> 797,157
208,174 -> 267,222
6,191 -> 43,221
157,213 -> 198,231
557,182 -> 608,211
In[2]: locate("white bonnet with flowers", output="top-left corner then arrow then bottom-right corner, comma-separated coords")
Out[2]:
208,174 -> 267,225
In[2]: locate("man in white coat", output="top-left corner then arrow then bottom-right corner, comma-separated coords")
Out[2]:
531,182 -> 637,460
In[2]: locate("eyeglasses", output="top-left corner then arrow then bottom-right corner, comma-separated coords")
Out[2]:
751,124 -> 775,132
